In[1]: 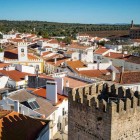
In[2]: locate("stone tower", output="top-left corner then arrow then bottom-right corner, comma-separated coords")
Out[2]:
131,20 -> 134,28
68,83 -> 140,140
18,42 -> 28,61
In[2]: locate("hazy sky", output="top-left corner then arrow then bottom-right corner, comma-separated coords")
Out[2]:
0,0 -> 140,24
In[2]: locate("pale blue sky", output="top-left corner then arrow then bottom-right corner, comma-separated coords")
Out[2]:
0,0 -> 140,24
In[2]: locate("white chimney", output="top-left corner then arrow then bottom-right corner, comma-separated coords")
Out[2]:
14,100 -> 19,113
54,77 -> 64,95
112,71 -> 116,81
54,58 -> 57,64
97,61 -> 100,70
66,80 -> 69,87
108,52 -> 111,56
46,80 -> 57,104
25,75 -> 28,81
121,66 -> 124,73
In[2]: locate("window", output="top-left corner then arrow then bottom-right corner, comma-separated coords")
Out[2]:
62,108 -> 65,116
21,48 -> 24,52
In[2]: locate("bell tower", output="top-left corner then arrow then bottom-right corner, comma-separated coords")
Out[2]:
18,42 -> 28,61
131,20 -> 134,28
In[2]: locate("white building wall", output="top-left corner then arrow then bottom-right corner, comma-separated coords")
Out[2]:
103,57 -> 125,67
72,52 -> 80,60
0,76 -> 9,89
3,34 -> 16,39
16,64 -> 35,74
124,62 -> 140,71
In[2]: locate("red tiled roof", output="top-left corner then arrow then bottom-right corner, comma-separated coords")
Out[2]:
8,39 -> 24,42
104,52 -> 130,60
27,34 -> 36,38
78,69 -> 112,79
0,70 -> 31,81
63,76 -> 88,88
69,42 -> 89,50
95,37 -> 102,41
67,60 -> 86,73
0,63 -> 11,68
33,87 -> 67,105
41,51 -> 52,57
48,39 -> 58,44
132,39 -> 140,43
116,71 -> 140,84
46,57 -> 69,66
43,46 -> 52,48
126,55 -> 140,64
4,49 -> 40,60
94,46 -> 109,54
0,110 -> 47,140
79,69 -> 140,85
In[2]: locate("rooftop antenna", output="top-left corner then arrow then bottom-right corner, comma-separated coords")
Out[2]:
35,65 -> 39,88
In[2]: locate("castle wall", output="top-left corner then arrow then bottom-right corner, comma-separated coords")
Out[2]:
68,83 -> 140,140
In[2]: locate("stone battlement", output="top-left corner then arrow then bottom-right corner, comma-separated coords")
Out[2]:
18,42 -> 28,47
70,82 -> 140,114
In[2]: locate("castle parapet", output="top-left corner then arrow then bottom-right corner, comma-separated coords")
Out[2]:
70,83 -> 140,115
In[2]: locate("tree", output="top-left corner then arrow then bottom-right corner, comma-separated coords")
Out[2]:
63,37 -> 71,44
0,34 -> 3,39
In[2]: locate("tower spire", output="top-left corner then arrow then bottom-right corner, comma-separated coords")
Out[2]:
131,20 -> 134,28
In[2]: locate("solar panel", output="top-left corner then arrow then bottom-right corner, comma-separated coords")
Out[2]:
29,102 -> 36,110
33,101 -> 40,109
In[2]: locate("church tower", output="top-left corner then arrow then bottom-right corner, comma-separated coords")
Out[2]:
18,42 -> 28,61
131,20 -> 134,28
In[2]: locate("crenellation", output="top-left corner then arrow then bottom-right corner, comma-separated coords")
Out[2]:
125,98 -> 131,111
99,99 -> 107,112
117,99 -> 125,113
69,85 -> 140,140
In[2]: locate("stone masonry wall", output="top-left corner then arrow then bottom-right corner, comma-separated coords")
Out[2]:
68,83 -> 140,140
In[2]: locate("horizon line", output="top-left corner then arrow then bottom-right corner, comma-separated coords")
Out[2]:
0,19 -> 139,25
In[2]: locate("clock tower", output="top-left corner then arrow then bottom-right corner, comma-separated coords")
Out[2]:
18,42 -> 28,61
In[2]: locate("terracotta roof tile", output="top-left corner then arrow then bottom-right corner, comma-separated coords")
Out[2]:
0,110 -> 47,140
69,42 -> 90,50
78,69 -> 112,80
48,39 -> 58,44
63,76 -> 88,88
94,46 -> 109,54
4,49 -> 40,60
116,71 -> 140,84
126,56 -> 140,64
46,57 -> 70,66
67,60 -> 86,73
0,63 -> 11,69
104,52 -> 130,60
0,70 -> 31,81
33,87 -> 67,105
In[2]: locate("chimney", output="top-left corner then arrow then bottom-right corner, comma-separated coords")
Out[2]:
54,77 -> 64,95
112,71 -> 116,81
97,61 -> 100,70
54,58 -> 57,64
121,66 -> 124,73
108,52 -> 110,56
14,100 -> 19,113
66,80 -> 69,87
46,80 -> 57,105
